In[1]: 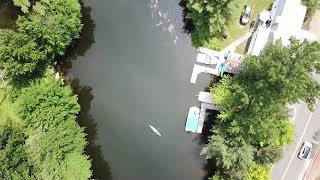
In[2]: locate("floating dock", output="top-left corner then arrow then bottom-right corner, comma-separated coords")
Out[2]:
190,64 -> 221,84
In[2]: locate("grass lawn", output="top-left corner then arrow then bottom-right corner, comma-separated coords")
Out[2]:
0,83 -> 21,126
204,0 -> 273,51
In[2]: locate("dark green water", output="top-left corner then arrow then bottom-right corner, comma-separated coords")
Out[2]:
0,1 -> 21,29
64,0 -> 214,179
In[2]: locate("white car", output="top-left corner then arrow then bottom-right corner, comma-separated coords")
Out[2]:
241,5 -> 252,25
298,141 -> 312,160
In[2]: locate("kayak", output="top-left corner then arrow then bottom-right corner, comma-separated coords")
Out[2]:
149,125 -> 162,136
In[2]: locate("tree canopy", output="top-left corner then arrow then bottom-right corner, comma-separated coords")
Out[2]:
0,29 -> 47,83
0,125 -> 34,179
0,0 -> 82,84
186,0 -> 233,46
16,75 -> 80,131
204,40 -> 320,179
17,0 -> 82,58
0,0 -> 92,178
12,0 -> 30,13
15,74 -> 92,179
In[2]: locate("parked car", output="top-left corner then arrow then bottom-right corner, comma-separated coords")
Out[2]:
241,5 -> 252,25
298,141 -> 312,160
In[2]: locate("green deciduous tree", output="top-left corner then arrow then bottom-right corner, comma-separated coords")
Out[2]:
17,0 -> 82,58
26,121 -> 91,180
210,77 -> 294,146
205,40 -> 320,178
237,40 -> 320,111
186,0 -> 233,46
16,74 -> 80,131
0,125 -> 34,179
247,163 -> 271,180
12,0 -> 30,13
15,73 -> 92,179
202,129 -> 253,180
0,29 -> 47,83
254,146 -> 283,165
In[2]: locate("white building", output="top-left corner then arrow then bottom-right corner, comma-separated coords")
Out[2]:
248,0 -> 317,56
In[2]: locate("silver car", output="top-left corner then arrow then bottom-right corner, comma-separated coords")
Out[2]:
241,5 -> 252,25
298,141 -> 312,160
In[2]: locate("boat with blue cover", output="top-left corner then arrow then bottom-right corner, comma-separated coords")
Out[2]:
185,106 -> 200,133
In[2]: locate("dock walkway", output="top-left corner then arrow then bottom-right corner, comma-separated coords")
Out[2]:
190,64 -> 220,84
196,92 -> 221,133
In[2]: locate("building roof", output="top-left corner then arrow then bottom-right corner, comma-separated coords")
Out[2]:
269,0 -> 307,45
248,0 -> 316,56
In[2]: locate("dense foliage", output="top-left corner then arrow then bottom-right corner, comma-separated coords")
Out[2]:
247,163 -> 270,180
17,0 -> 82,58
186,0 -> 233,46
16,76 -> 80,131
1,75 -> 92,179
302,0 -> 320,19
0,0 -> 82,83
204,40 -> 320,179
12,0 -> 30,13
0,29 -> 47,83
0,125 -> 33,179
0,0 -> 92,178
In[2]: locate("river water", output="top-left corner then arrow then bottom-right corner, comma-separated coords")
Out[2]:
63,0 -> 214,179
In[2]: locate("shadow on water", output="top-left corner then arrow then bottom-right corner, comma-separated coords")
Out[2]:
178,0 -> 195,34
0,0 -> 22,29
70,78 -> 112,180
195,109 -> 220,180
58,2 -> 112,180
58,1 -> 96,70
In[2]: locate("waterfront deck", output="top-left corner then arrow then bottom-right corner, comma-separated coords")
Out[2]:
196,91 -> 221,133
190,64 -> 220,84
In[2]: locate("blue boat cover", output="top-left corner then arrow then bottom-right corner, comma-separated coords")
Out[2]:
185,109 -> 199,132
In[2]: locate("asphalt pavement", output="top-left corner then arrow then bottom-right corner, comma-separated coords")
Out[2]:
272,102 -> 320,180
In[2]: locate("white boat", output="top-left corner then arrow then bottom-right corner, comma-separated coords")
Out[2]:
196,53 -> 220,65
149,125 -> 162,136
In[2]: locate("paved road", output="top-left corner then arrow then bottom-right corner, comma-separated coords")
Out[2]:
272,74 -> 320,180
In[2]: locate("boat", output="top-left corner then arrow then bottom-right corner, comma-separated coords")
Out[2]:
149,125 -> 162,136
196,52 -> 220,65
185,106 -> 200,133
